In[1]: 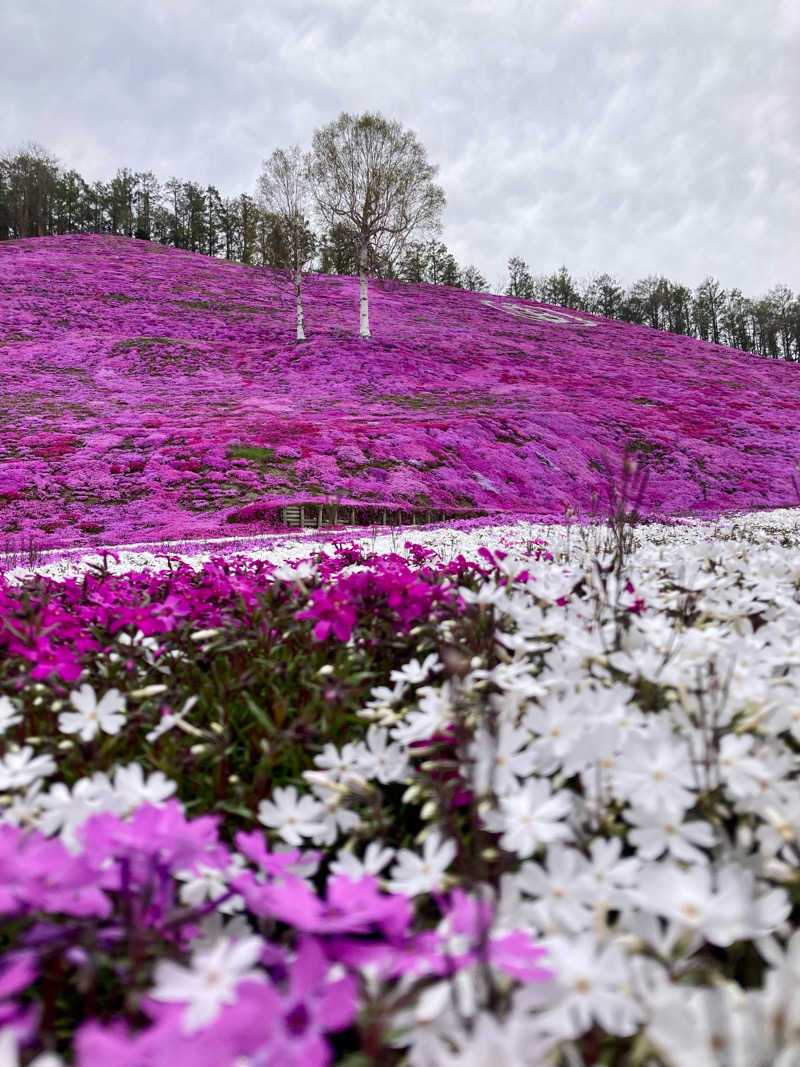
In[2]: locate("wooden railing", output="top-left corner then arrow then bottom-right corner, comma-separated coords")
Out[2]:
279,503 -> 487,529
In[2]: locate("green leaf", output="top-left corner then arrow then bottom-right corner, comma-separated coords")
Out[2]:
332,1055 -> 370,1067
217,802 -> 255,819
242,692 -> 276,734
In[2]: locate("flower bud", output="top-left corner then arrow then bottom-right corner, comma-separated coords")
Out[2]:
130,684 -> 168,699
190,629 -> 220,641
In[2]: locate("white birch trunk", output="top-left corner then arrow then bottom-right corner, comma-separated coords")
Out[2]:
294,267 -> 305,342
358,240 -> 370,339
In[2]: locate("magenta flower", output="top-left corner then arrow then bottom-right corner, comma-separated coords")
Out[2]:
295,589 -> 358,642
0,825 -> 110,918
249,936 -> 357,1067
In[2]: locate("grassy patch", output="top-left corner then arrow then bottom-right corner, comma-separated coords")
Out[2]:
227,444 -> 278,466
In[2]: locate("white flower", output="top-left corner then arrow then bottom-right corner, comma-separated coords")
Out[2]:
759,928 -> 800,1046
357,725 -> 409,784
257,786 -> 326,846
458,581 -> 509,608
58,684 -> 126,742
177,860 -> 244,913
635,862 -> 791,946
145,695 -> 198,743
516,845 -> 594,933
149,935 -> 264,1033
646,982 -> 779,1067
330,841 -> 396,878
37,778 -> 105,852
430,1010 -> 551,1067
1,780 -> 44,829
530,932 -> 642,1039
717,734 -> 770,798
111,762 -> 177,814
307,788 -> 362,847
390,653 -> 442,686
611,728 -> 696,812
468,718 -> 536,796
0,746 -> 57,791
483,778 -> 573,858
0,1027 -> 64,1066
272,560 -> 316,582
576,837 -> 640,910
390,682 -> 454,746
365,678 -> 409,709
0,696 -> 22,735
388,830 -> 457,896
626,803 -> 715,864
312,740 -> 363,782
524,692 -> 590,775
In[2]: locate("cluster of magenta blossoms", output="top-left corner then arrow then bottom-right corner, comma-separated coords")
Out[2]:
0,539 -> 556,1063
0,804 -> 547,1066
2,234 -> 800,551
0,546 -> 461,687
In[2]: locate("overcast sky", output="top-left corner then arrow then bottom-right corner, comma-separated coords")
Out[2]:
2,0 -> 798,295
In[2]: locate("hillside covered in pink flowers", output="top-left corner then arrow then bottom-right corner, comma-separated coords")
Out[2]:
2,233 -> 799,549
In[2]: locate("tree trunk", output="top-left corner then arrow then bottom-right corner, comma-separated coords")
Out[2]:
358,240 -> 370,339
294,267 -> 306,342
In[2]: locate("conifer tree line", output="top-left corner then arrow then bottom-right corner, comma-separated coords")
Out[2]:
1,141 -> 797,359
504,259 -> 800,362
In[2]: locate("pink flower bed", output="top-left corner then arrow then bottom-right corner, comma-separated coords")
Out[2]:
2,234 -> 799,549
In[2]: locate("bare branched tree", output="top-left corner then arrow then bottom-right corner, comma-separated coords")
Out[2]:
257,146 -> 315,342
310,112 -> 445,338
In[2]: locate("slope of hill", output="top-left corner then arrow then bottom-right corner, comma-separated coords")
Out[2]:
1,234 -> 799,549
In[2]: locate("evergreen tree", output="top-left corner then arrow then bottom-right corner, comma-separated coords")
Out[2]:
438,250 -> 461,288
505,256 -> 536,300
544,265 -> 582,309
0,144 -> 60,237
400,240 -> 427,283
694,277 -> 726,344
461,264 -> 488,292
108,168 -> 137,236
204,186 -> 223,257
134,172 -> 159,241
53,169 -> 89,234
585,273 -> 623,319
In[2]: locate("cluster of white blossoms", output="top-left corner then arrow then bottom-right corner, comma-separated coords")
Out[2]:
257,510 -> 800,1066
1,757 -> 177,852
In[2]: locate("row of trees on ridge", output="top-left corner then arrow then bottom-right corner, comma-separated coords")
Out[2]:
1,134 -> 798,357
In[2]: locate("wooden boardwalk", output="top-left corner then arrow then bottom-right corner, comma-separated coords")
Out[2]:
279,503 -> 487,529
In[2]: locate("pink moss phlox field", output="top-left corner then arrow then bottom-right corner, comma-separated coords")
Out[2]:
3,234 -> 800,549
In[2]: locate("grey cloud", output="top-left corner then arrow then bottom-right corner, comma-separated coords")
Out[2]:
1,0 -> 797,294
